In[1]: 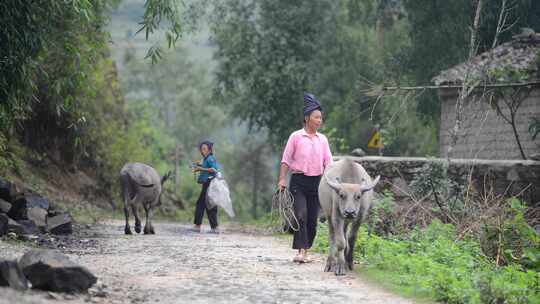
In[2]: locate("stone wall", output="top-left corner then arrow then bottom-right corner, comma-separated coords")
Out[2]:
438,87 -> 540,160
335,156 -> 540,206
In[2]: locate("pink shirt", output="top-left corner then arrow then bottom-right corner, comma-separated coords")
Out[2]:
281,129 -> 333,176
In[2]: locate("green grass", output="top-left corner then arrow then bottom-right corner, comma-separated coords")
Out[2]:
313,221 -> 540,304
356,267 -> 435,303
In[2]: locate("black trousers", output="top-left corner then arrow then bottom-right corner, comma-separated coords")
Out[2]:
193,181 -> 218,229
290,174 -> 321,250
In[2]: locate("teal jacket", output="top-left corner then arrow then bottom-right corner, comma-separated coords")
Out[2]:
197,154 -> 219,184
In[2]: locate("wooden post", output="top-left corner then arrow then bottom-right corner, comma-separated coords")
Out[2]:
175,143 -> 180,188
376,124 -> 383,156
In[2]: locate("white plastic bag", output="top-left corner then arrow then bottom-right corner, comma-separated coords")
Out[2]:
207,173 -> 235,218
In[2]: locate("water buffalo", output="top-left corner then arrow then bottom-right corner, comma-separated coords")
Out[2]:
119,163 -> 171,235
319,158 -> 380,275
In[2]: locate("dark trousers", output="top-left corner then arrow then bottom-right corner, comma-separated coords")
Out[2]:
290,174 -> 321,250
194,181 -> 218,229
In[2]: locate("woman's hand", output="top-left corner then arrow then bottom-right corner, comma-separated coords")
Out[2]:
191,162 -> 202,172
278,163 -> 289,191
278,178 -> 287,191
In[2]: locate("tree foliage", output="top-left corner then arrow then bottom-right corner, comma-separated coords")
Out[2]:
0,1 -> 115,131
403,0 -> 540,117
211,0 -> 437,155
210,0 -> 540,156
211,0 -> 337,149
0,0 -> 170,197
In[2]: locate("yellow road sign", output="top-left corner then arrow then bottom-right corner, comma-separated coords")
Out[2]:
367,131 -> 384,149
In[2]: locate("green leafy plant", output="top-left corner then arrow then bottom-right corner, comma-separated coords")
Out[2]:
313,198 -> 540,304
480,199 -> 540,270
368,189 -> 397,236
409,159 -> 465,224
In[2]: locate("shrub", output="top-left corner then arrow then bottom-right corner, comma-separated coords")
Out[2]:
313,195 -> 540,303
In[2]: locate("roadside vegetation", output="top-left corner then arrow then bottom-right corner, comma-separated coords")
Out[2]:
314,163 -> 540,304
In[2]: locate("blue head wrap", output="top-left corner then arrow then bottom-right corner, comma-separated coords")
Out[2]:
303,92 -> 322,116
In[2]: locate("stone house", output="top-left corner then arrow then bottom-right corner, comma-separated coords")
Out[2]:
433,32 -> 540,160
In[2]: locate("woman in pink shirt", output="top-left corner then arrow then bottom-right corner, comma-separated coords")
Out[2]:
278,92 -> 333,263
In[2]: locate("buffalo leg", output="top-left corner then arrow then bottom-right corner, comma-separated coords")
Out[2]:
123,194 -> 132,235
345,220 -> 362,270
333,215 -> 347,276
324,217 -> 336,272
132,205 -> 141,234
120,175 -> 132,235
123,203 -> 132,235
143,203 -> 155,235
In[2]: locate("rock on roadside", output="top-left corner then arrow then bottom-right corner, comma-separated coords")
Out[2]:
8,194 -> 49,221
0,178 -> 14,202
8,219 -> 40,235
0,260 -> 29,291
350,148 -> 367,157
46,213 -> 73,235
0,198 -> 11,214
19,250 -> 97,293
0,214 -> 7,237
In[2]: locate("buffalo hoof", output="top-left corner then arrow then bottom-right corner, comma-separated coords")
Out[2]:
345,254 -> 354,270
324,258 -> 335,272
334,263 -> 347,276
135,223 -> 141,234
124,227 -> 132,235
143,226 -> 155,235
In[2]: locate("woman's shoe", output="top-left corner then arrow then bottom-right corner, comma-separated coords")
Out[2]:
209,227 -> 220,234
296,250 -> 312,263
302,255 -> 313,263
293,254 -> 304,263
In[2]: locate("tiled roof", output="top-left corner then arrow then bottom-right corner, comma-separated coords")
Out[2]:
433,32 -> 540,85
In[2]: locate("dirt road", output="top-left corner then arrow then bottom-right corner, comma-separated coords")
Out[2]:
0,221 -> 415,304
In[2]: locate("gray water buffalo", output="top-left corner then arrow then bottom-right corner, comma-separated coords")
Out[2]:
319,158 -> 380,275
120,163 -> 171,235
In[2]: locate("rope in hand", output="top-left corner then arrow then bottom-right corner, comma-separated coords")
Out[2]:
271,188 -> 299,232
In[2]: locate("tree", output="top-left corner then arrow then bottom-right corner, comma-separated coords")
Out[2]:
210,0 -> 337,149
121,46 -> 226,158
228,137 -> 274,219
210,0 -> 440,156
137,0 -> 206,64
0,1 -> 114,133
0,1 -> 122,161
403,0 -> 473,118
403,0 -> 540,119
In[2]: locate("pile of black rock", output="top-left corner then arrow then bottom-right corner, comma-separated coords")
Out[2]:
0,177 -> 73,239
0,177 -> 97,293
0,249 -> 97,293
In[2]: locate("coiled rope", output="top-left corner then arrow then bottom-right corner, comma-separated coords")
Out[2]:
271,188 -> 299,232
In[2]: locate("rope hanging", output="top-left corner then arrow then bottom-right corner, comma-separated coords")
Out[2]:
271,188 -> 299,232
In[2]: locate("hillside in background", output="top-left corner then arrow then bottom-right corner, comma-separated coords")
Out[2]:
107,0 -> 277,221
